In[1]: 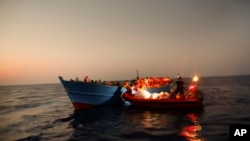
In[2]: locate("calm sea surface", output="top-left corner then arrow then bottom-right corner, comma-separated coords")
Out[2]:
0,75 -> 250,141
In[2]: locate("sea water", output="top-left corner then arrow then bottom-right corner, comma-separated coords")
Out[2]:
0,75 -> 250,141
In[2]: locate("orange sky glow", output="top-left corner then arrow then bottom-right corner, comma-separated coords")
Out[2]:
1,0 -> 250,85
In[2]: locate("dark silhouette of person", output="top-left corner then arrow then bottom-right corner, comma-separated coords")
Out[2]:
174,75 -> 184,95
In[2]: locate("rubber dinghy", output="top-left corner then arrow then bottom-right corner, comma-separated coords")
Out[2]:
122,76 -> 203,108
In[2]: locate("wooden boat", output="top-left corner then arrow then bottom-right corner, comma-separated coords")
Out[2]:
59,76 -> 127,110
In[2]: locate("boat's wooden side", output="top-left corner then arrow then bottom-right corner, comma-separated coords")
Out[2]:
59,76 -> 127,110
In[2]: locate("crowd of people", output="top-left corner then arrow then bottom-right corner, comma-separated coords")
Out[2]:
70,74 -> 185,96
70,76 -> 172,87
124,77 -> 172,91
70,76 -> 122,86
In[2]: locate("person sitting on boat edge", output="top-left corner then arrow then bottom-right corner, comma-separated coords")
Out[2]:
173,74 -> 184,98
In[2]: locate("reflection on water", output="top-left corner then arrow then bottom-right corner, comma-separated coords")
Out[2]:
65,106 -> 205,140
179,113 -> 203,141
140,111 -> 167,129
124,106 -> 204,140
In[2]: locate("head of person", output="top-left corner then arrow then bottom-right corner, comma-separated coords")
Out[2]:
177,74 -> 181,79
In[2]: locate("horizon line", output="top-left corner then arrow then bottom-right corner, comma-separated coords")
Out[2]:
1,74 -> 249,87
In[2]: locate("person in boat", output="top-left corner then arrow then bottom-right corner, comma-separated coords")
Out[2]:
173,74 -> 184,97
115,81 -> 121,86
84,76 -> 89,83
124,80 -> 131,92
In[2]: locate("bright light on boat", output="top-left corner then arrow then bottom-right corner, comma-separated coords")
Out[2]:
193,76 -> 199,82
142,90 -> 151,99
152,93 -> 158,99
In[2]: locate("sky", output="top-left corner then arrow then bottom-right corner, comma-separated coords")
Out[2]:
1,0 -> 250,85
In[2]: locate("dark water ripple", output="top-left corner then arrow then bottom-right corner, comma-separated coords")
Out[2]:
0,76 -> 250,141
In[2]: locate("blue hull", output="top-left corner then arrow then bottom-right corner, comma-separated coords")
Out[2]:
59,76 -> 127,109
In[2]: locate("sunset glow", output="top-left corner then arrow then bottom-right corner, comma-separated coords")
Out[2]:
1,0 -> 250,85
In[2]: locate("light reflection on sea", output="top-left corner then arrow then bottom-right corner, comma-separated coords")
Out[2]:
0,75 -> 250,141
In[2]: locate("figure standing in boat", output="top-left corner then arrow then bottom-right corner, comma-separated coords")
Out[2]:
173,74 -> 185,99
